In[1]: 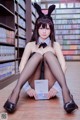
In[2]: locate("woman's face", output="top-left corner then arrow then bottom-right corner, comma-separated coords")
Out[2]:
38,24 -> 51,40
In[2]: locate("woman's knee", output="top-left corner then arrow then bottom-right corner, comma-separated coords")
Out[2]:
43,51 -> 54,60
35,52 -> 43,61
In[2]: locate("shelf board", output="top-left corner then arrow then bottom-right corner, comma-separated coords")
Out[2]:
18,25 -> 26,31
0,59 -> 16,64
32,12 -> 36,18
0,4 -> 15,16
0,73 -> 20,89
15,35 -> 26,40
19,14 -> 26,21
18,47 -> 25,49
18,3 -> 26,12
15,11 -> 26,21
0,23 -> 15,31
0,42 -> 15,46
18,36 -> 26,40
16,58 -> 21,60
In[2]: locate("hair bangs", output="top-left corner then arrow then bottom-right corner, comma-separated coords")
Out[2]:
37,17 -> 53,29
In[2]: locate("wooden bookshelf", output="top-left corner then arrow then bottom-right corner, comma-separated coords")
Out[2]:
15,0 -> 27,72
0,0 -> 16,85
0,0 -> 32,89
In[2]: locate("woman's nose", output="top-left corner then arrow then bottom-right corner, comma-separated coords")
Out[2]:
43,29 -> 46,33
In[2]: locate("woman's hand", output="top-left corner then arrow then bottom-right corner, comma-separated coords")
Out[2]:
47,87 -> 58,99
26,88 -> 37,98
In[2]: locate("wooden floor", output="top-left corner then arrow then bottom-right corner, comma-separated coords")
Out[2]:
0,62 -> 80,120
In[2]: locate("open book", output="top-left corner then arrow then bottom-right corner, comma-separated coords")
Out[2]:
34,79 -> 49,100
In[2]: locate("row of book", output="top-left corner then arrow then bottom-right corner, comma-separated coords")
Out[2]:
18,38 -> 26,48
18,16 -> 26,29
15,3 -> 25,19
0,62 -> 15,80
32,14 -> 36,24
55,9 -> 80,14
54,14 -> 80,19
62,50 -> 80,55
55,24 -> 80,29
54,19 -> 80,24
64,55 -> 80,60
0,46 -> 15,61
61,45 -> 80,50
58,40 -> 80,45
48,3 -> 80,9
15,61 -> 19,73
56,35 -> 80,40
18,27 -> 26,39
15,38 -> 26,48
0,28 -> 15,44
15,0 -> 25,9
31,3 -> 36,14
18,5 -> 25,18
55,29 -> 80,35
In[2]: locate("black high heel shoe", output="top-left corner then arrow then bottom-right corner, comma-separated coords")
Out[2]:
3,89 -> 20,113
64,100 -> 78,113
4,100 -> 16,113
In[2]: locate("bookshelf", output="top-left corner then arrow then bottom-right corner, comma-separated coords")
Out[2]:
0,0 -> 16,84
52,2 -> 80,61
15,0 -> 27,73
0,0 -> 31,89
41,1 -> 80,61
31,3 -> 36,33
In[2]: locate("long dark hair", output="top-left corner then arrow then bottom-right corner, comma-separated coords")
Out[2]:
30,16 -> 56,46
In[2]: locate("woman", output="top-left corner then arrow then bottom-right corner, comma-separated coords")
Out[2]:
4,3 -> 78,113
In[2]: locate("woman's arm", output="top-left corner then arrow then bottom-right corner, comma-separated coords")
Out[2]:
54,42 -> 67,74
19,42 -> 32,73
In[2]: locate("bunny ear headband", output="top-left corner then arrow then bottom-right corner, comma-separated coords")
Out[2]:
34,3 -> 55,19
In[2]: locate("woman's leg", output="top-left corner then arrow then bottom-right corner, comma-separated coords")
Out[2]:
44,60 -> 59,98
4,53 -> 42,112
23,61 -> 42,97
28,61 -> 42,89
44,60 -> 56,89
44,51 -> 78,113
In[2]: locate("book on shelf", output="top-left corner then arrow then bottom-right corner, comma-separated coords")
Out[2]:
0,62 -> 15,80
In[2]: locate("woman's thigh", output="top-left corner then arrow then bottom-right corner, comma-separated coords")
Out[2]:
44,61 -> 56,90
28,62 -> 42,89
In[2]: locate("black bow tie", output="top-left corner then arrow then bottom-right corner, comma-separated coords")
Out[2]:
39,43 -> 47,48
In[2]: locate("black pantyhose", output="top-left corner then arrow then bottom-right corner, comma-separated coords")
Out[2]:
44,51 -> 71,104
8,53 -> 42,104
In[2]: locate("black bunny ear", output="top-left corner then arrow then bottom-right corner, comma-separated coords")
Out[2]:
47,5 -> 55,16
34,3 -> 44,17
